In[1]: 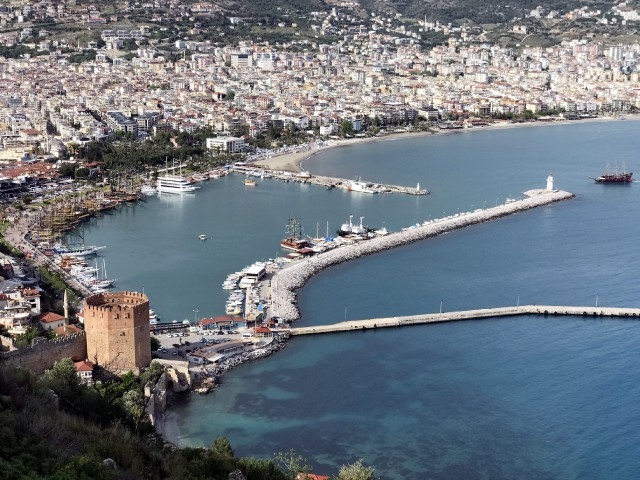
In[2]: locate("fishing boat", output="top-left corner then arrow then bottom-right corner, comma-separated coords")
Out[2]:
140,185 -> 157,195
280,217 -> 309,251
199,234 -> 208,241
337,215 -> 368,236
243,178 -> 257,186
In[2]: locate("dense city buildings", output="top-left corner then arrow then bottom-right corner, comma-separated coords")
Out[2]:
0,1 -> 639,163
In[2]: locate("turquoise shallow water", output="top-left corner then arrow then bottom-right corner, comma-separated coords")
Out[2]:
79,120 -> 640,479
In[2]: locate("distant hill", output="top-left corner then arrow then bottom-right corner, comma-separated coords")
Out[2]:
356,0 -> 612,23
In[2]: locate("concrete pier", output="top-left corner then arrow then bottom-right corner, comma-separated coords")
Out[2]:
270,188 -> 574,323
289,305 -> 640,335
232,167 -> 427,195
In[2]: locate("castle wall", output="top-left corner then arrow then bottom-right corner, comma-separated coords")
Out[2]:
0,333 -> 87,375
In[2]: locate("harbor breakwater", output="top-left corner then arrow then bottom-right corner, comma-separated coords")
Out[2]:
271,189 -> 574,323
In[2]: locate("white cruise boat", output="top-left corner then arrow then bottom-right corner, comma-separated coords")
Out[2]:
141,185 -> 157,195
156,174 -> 197,194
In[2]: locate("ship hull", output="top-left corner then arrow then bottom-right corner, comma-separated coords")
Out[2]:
594,173 -> 633,183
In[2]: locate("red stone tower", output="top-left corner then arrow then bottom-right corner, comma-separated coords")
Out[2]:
84,291 -> 151,375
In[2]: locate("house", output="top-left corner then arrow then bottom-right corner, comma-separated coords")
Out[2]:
54,324 -> 83,337
200,315 -> 247,331
37,311 -> 66,331
74,359 -> 94,384
254,326 -> 272,338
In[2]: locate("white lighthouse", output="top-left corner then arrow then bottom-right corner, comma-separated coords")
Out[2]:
546,174 -> 554,191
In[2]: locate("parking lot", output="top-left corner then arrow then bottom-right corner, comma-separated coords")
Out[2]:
152,329 -> 248,359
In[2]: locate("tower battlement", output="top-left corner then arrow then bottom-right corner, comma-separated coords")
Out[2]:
84,291 -> 151,375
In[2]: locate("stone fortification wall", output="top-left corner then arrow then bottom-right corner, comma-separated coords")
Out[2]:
0,332 -> 87,375
84,291 -> 151,375
145,369 -> 169,427
0,336 -> 15,352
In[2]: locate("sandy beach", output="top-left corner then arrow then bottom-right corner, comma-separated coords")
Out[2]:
252,115 -> 628,173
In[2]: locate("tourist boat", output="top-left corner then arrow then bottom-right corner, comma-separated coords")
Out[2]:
156,174 -> 198,193
280,217 -> 309,251
140,185 -> 157,195
54,243 -> 106,256
593,167 -> 633,183
199,234 -> 208,241
243,178 -> 257,187
593,172 -> 633,183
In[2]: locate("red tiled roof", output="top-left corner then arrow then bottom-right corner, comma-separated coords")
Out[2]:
37,311 -> 66,323
55,324 -> 82,336
74,360 -> 94,372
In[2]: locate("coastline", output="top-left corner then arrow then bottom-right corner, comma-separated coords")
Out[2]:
2,115 -> 631,449
253,115 -> 630,173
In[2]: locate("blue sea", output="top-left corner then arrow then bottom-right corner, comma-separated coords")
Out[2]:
78,119 -> 640,479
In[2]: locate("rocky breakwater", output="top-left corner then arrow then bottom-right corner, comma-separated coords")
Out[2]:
271,189 -> 574,322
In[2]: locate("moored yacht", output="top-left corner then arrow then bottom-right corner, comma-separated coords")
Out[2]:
156,174 -> 197,194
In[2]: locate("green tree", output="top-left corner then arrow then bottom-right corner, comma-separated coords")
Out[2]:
274,449 -> 311,479
335,459 -> 377,480
121,390 -> 146,430
150,336 -> 161,352
340,120 -> 354,137
13,325 -> 43,348
211,436 -> 234,457
58,163 -> 78,178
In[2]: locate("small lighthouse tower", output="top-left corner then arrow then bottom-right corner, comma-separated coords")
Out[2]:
546,174 -> 554,191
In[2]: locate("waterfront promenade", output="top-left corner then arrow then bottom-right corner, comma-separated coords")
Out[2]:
289,304 -> 640,335
270,187 -> 575,323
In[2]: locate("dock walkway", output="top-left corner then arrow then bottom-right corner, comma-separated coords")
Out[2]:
289,305 -> 640,335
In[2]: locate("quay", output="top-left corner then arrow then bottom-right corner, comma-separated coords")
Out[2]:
289,305 -> 640,335
231,165 -> 428,195
270,185 -> 574,323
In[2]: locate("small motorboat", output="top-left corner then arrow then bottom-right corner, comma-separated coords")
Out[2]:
199,234 -> 208,241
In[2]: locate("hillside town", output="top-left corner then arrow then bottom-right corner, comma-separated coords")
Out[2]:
0,2 -> 639,165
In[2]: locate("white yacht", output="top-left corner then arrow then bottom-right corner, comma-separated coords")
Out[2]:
141,185 -> 157,195
156,174 -> 197,194
346,178 -> 378,194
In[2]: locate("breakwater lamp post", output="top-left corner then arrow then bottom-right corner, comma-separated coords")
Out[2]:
439,300 -> 443,314
517,293 -> 520,307
193,308 -> 199,324
344,305 -> 348,321
596,293 -> 599,308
